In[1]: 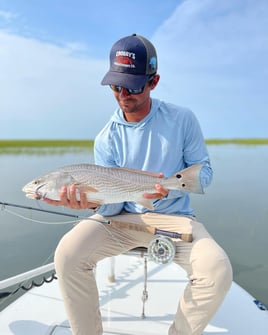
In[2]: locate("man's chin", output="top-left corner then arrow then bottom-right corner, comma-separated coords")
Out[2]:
119,103 -> 135,113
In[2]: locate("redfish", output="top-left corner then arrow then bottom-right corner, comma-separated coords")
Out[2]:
22,164 -> 204,210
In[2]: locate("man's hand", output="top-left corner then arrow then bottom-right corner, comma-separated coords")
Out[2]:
43,185 -> 99,210
142,173 -> 169,200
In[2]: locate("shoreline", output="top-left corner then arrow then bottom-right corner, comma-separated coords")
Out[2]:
0,139 -> 267,155
0,138 -> 268,147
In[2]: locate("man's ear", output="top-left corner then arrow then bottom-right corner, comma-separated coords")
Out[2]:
150,74 -> 160,90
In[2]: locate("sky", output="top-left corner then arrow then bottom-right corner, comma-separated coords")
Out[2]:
0,0 -> 267,139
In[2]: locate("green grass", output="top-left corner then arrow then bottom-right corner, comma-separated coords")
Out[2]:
1,138 -> 268,147
0,138 -> 267,154
0,139 -> 94,148
205,138 -> 268,145
0,139 -> 94,155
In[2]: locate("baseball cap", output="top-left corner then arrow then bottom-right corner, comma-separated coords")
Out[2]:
101,34 -> 157,89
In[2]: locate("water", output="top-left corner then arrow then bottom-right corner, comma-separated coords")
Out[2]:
191,145 -> 268,306
0,145 -> 267,309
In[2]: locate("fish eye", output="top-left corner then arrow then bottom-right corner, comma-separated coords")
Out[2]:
176,174 -> 182,179
33,180 -> 40,185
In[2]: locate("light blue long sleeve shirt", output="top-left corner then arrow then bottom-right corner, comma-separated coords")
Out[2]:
94,98 -> 212,216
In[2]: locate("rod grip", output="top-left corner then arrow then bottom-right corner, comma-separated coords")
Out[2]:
180,233 -> 193,242
109,220 -> 155,234
155,228 -> 193,242
108,220 -> 193,242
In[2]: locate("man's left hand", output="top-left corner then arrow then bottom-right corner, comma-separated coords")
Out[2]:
142,173 -> 169,199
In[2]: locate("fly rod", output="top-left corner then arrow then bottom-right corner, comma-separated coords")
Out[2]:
0,201 -> 83,219
1,201 -> 192,264
0,201 -> 193,242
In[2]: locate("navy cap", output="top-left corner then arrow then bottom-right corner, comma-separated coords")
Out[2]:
101,34 -> 157,89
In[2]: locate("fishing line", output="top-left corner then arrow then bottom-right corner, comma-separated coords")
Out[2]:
1,202 -> 125,254
0,201 -> 90,225
0,201 -> 122,229
0,201 -> 126,307
3,207 -> 80,225
0,201 -> 121,254
0,201 -> 87,219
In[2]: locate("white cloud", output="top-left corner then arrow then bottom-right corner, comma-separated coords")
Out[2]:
152,0 -> 268,138
0,31 -> 116,139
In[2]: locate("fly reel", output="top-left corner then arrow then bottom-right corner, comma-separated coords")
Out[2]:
148,235 -> 175,264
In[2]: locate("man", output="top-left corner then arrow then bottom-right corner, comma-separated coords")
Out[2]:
45,34 -> 232,335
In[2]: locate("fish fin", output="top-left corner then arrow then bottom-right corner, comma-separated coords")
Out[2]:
173,164 -> 204,194
75,184 -> 98,193
136,198 -> 154,210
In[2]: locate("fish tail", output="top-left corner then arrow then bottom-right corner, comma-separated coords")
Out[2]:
173,164 -> 204,194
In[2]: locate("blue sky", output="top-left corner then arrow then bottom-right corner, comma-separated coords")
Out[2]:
0,0 -> 267,139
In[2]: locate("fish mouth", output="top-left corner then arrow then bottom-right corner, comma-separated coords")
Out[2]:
25,192 -> 42,200
23,184 -> 46,200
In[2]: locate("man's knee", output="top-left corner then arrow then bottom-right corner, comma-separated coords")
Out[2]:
191,236 -> 233,295
192,254 -> 233,300
213,256 -> 233,294
54,234 -> 75,275
54,232 -> 94,276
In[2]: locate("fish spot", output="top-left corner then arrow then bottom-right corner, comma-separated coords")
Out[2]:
176,174 -> 182,179
182,183 -> 186,187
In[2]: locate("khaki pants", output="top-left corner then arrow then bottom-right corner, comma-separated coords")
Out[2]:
54,213 -> 232,335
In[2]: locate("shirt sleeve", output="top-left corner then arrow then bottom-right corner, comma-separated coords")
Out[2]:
165,110 -> 213,200
183,110 -> 213,187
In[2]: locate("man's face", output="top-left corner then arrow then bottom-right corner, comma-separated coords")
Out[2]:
111,75 -> 159,119
113,84 -> 151,115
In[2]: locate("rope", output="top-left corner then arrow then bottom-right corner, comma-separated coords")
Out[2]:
0,272 -> 58,299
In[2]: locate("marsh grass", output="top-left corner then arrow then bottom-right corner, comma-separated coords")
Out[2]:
0,140 -> 94,155
205,138 -> 268,145
0,138 -> 267,155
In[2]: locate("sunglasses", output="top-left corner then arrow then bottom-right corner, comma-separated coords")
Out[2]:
109,75 -> 155,95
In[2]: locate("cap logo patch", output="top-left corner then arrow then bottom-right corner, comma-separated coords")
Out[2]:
149,56 -> 157,71
115,50 -> 136,68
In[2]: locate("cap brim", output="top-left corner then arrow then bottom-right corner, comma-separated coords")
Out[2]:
101,71 -> 149,89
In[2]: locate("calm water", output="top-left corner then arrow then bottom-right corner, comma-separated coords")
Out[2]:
0,145 -> 267,309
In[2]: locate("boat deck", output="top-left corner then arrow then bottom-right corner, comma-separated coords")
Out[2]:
0,254 -> 268,335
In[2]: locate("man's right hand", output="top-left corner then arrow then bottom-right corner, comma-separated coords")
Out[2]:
43,185 -> 100,210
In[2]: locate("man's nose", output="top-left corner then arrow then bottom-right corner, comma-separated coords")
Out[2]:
119,87 -> 131,96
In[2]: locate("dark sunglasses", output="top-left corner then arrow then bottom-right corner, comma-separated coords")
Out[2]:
109,74 -> 155,95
